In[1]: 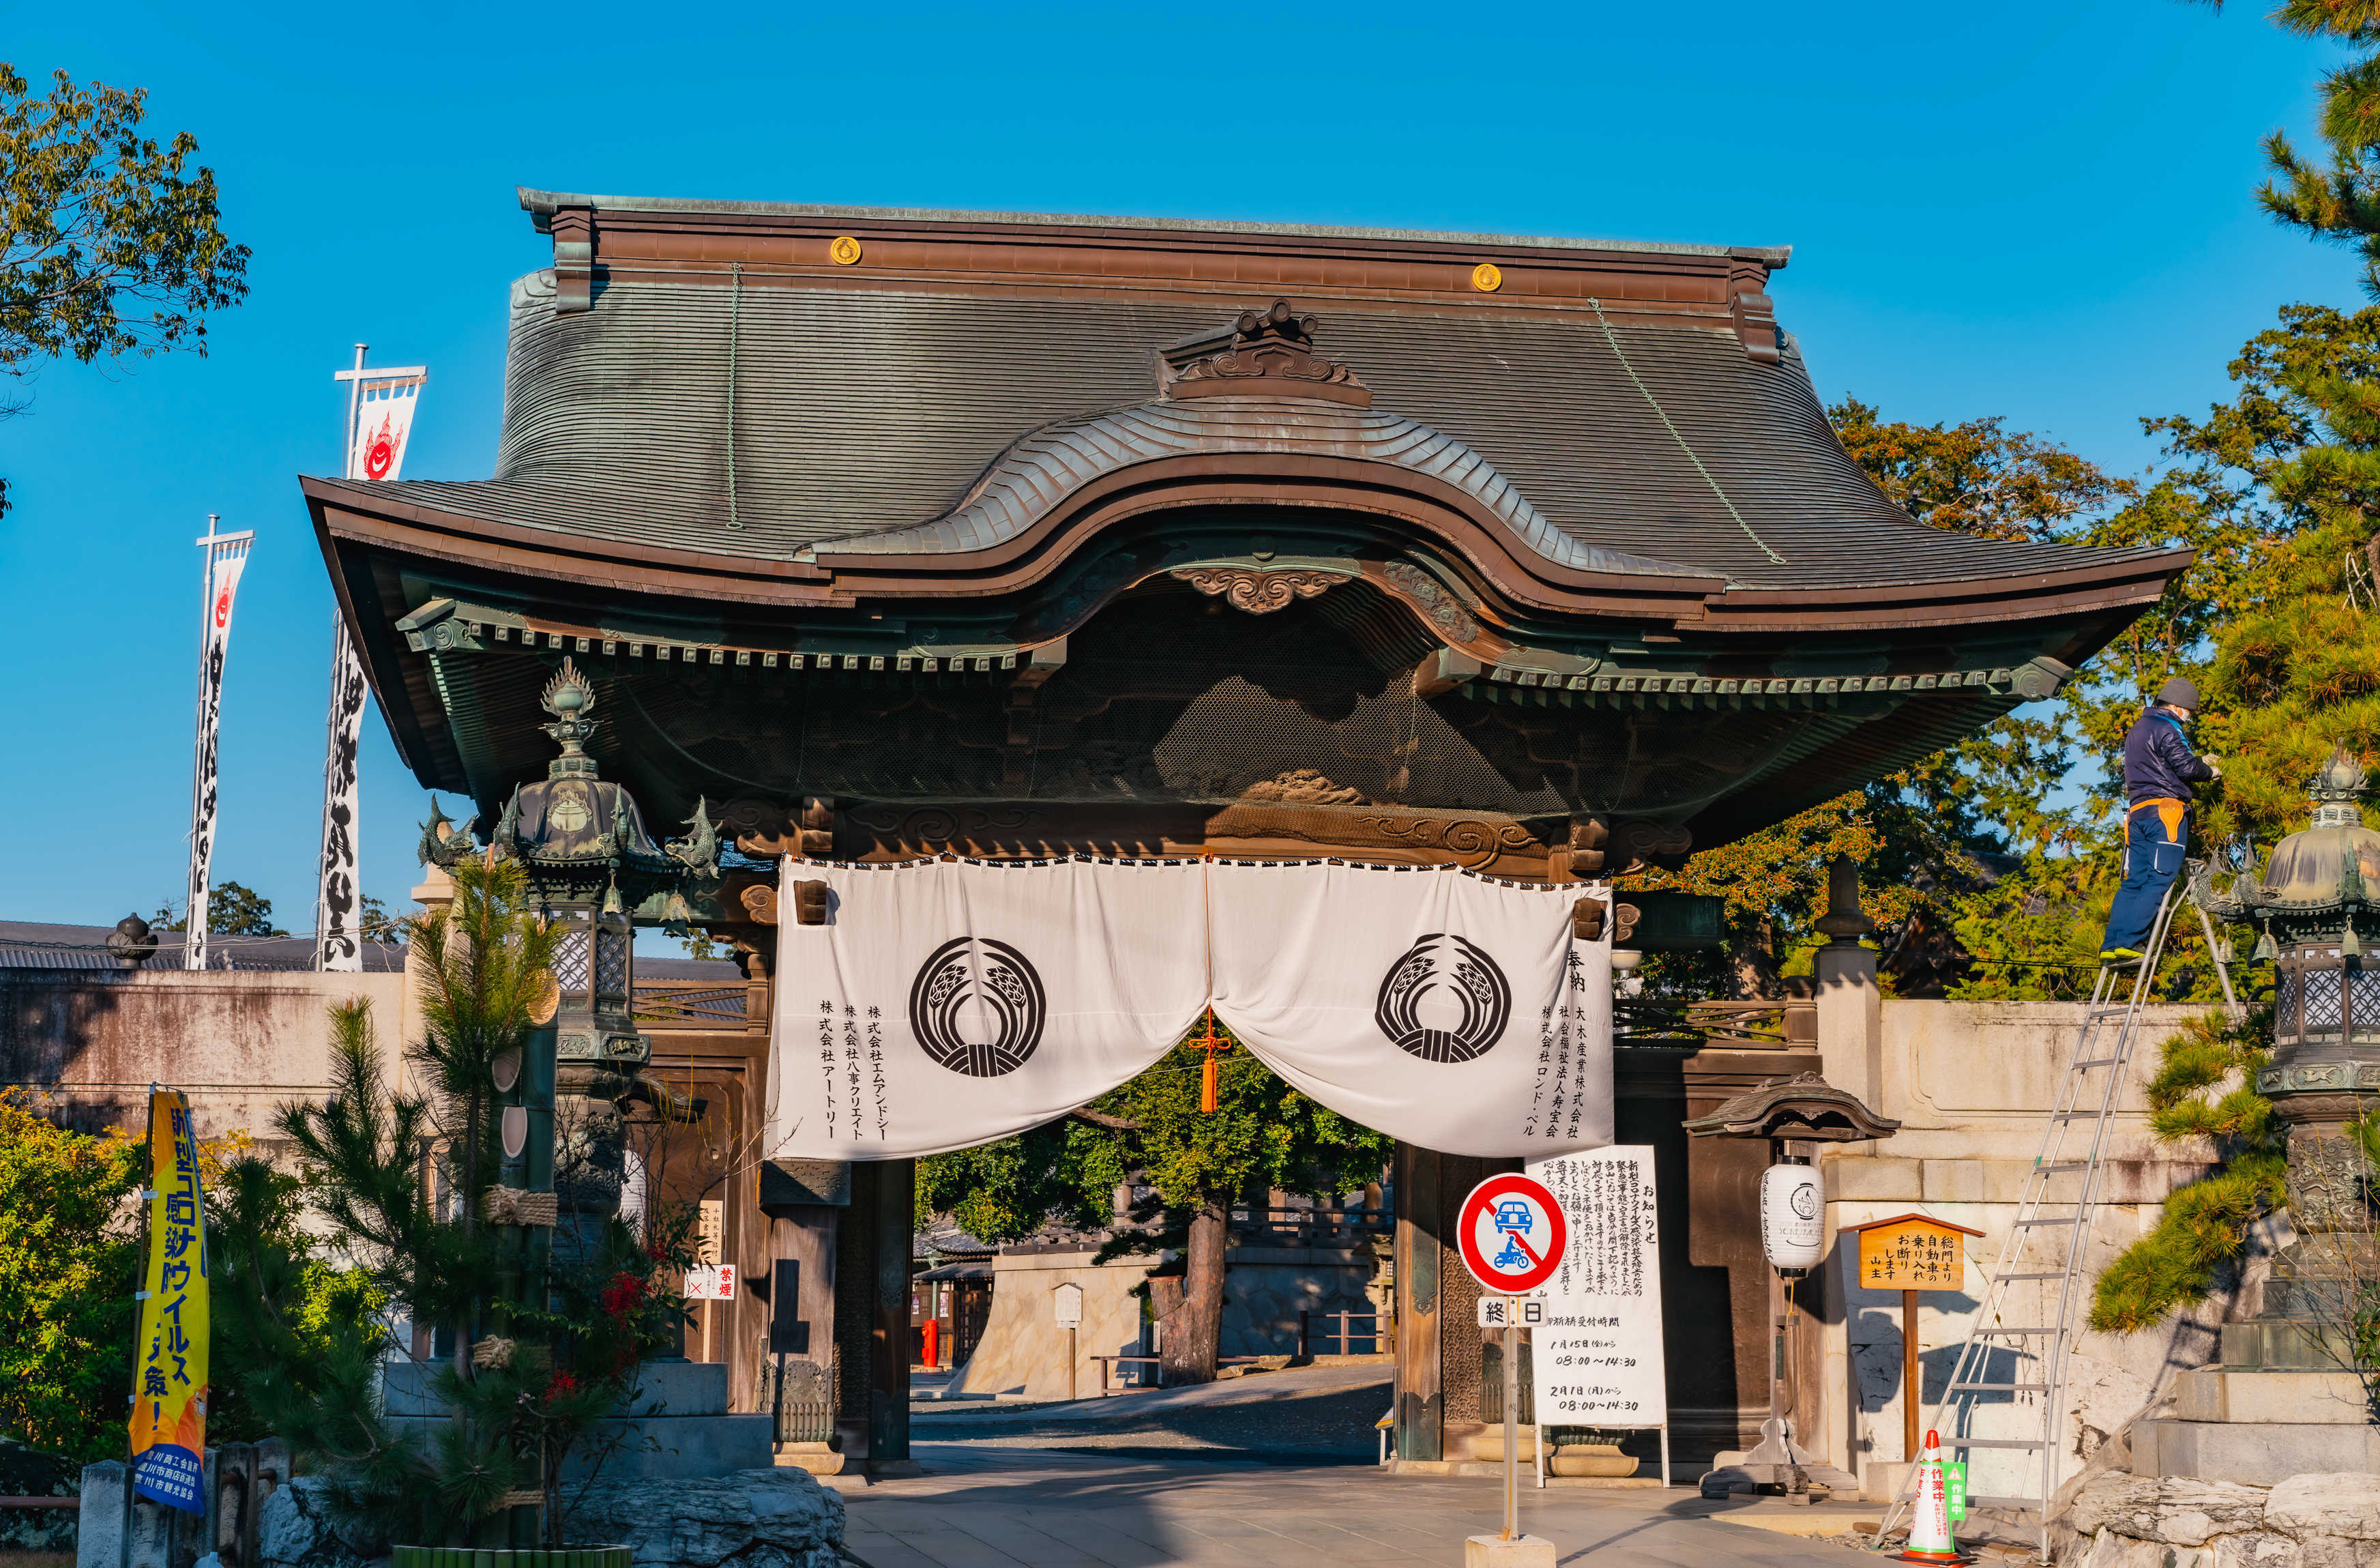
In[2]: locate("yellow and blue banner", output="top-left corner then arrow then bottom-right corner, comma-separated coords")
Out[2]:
128,1089 -> 209,1513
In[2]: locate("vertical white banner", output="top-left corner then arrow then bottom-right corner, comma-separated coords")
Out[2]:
186,528 -> 251,971
314,617 -> 367,970
317,359 -> 426,970
1527,1146 -> 1666,1427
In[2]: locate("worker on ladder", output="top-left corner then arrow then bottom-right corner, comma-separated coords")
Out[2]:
2100,676 -> 2222,963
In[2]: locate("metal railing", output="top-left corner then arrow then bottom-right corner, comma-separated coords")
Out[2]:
632,979 -> 752,1030
1225,1204 -> 1394,1245
1297,1308 -> 1387,1358
1613,998 -> 1815,1049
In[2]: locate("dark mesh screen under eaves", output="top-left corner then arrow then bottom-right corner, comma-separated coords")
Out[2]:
608,585 -> 1817,816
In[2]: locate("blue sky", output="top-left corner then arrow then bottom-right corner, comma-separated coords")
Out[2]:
0,1 -> 2362,933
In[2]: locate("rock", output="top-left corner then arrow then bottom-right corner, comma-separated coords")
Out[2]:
563,1466 -> 844,1568
2290,1539 -> 2380,1568
2073,1527 -> 2210,1568
1698,1466 -> 1756,1498
2269,1476 -> 2380,1543
254,1477 -> 381,1568
256,1466 -> 844,1568
2211,1533 -> 2301,1568
2072,1475 -> 2272,1545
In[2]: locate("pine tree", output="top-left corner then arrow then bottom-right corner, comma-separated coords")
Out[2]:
263,862 -> 690,1548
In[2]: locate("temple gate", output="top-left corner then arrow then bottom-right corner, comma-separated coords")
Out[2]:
307,192 -> 2185,1474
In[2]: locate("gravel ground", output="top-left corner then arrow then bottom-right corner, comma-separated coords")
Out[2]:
910,1374 -> 1390,1466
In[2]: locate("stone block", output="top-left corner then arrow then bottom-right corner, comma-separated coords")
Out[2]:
2070,1475 -> 2271,1545
383,1413 -> 772,1481
1464,1535 -> 1556,1567
384,1358 -> 728,1418
2134,1422 -> 2380,1487
2268,1474 -> 2380,1542
1829,1157 -> 1922,1201
2212,1533 -> 2305,1568
1922,1159 -> 1985,1203
2170,1370 -> 2367,1425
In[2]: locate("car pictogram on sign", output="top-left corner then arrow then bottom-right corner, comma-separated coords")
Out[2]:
1456,1173 -> 1568,1296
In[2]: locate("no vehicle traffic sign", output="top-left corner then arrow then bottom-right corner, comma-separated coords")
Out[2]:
1456,1173 -> 1568,1297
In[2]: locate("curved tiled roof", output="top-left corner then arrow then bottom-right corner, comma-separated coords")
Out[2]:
361,274 -> 2179,592
823,396 -> 1700,578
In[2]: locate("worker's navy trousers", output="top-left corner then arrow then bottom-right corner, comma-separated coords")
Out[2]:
2101,800 -> 2190,955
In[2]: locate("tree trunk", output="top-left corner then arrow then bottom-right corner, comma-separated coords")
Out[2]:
1159,1202 -> 1226,1386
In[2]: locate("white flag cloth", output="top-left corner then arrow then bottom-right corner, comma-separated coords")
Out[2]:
183,548 -> 248,972
349,374 -> 425,482
767,857 -> 1209,1159
766,855 -> 1611,1161
1207,861 -> 1611,1158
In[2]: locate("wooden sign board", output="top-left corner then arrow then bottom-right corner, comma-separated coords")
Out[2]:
1852,1213 -> 1983,1292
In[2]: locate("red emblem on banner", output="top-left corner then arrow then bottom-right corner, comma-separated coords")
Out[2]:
362,414 -> 399,480
214,586 -> 233,629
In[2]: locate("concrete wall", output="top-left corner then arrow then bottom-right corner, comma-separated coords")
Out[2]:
1812,990 -> 2231,1501
1219,1246 -> 1382,1358
1,967 -> 411,1138
953,1249 -> 1158,1401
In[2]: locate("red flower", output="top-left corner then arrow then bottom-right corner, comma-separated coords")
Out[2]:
600,1272 -> 645,1318
544,1371 -> 581,1403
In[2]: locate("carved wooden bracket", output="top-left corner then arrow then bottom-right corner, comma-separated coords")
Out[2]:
739,884 -> 778,925
1171,566 -> 1342,614
1610,819 -> 1692,873
1573,896 -> 1606,942
791,881 -> 830,925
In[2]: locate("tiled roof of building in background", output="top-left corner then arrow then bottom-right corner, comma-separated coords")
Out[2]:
0,920 -> 745,981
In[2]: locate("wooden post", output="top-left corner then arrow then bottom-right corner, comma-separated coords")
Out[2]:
1068,1326 -> 1078,1402
1902,1287 -> 1920,1463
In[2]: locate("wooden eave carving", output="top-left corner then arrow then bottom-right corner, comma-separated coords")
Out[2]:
1681,1070 -> 1900,1142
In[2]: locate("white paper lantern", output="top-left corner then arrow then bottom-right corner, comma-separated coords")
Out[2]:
1759,1163 -> 1826,1272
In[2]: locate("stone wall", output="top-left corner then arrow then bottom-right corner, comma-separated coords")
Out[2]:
1,967 -> 410,1138
1813,991 -> 2233,1501
951,1241 -> 1385,1399
2067,1471 -> 2380,1568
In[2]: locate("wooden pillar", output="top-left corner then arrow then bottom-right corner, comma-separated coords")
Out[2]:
1393,1140 -> 1441,1461
869,1159 -> 915,1464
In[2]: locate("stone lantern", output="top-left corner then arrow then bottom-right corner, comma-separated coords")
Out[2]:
425,658 -> 721,1238
2194,748 -> 2380,1376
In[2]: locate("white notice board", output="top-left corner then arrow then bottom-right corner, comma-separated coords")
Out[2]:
1525,1146 -> 1666,1427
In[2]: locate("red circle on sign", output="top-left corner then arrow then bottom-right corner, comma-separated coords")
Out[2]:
1456,1173 -> 1568,1296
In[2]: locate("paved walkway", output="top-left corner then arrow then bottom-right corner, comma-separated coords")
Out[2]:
840,1445 -> 1878,1567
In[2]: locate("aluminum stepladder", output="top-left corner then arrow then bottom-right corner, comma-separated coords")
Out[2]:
1872,870 -> 2197,1563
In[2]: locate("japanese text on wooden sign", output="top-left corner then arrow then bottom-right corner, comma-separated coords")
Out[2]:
1525,1146 -> 1666,1427
1856,1216 -> 1968,1292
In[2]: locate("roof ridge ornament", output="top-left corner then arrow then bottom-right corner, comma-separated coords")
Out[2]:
1162,300 -> 1372,408
540,657 -> 602,780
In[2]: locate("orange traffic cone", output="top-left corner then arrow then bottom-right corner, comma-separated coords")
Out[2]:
1899,1429 -> 1961,1563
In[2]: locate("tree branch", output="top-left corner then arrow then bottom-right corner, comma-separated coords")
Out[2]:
1069,1107 -> 1142,1131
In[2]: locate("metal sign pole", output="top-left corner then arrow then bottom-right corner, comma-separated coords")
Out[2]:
1503,1315 -> 1520,1541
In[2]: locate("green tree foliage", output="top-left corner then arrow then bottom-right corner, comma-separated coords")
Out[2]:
2091,1009 -> 2287,1333
156,881 -> 287,938
265,862 -> 691,1548
0,1090 -> 142,1462
2188,1 -> 2380,293
916,1023 -> 1392,1384
0,66 -> 250,517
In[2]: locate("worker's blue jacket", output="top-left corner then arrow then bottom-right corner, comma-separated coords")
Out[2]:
2123,708 -> 2215,807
